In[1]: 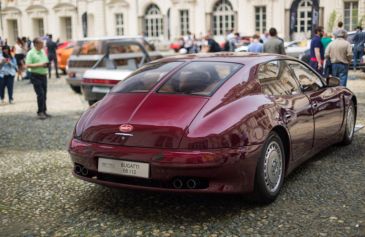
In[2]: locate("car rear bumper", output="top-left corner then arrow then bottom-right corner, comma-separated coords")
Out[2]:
68,138 -> 261,194
81,84 -> 112,102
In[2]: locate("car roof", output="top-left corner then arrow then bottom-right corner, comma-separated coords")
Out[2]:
154,52 -> 291,65
76,36 -> 145,42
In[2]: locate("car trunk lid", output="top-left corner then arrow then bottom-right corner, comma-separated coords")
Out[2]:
81,93 -> 208,148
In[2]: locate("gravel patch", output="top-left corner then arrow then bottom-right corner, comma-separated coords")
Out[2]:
0,76 -> 364,237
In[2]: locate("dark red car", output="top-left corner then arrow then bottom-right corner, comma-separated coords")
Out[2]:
68,53 -> 357,203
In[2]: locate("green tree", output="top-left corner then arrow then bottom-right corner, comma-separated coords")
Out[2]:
358,15 -> 365,28
327,10 -> 337,33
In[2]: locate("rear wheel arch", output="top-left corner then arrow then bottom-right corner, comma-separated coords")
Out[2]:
271,126 -> 291,174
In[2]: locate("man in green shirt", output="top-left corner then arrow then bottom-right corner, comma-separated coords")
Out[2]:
26,37 -> 50,120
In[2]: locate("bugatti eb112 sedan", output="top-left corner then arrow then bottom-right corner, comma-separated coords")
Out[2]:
68,53 -> 356,203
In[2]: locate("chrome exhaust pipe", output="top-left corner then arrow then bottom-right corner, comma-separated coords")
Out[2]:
81,167 -> 89,176
186,179 -> 198,189
75,165 -> 82,175
172,178 -> 183,189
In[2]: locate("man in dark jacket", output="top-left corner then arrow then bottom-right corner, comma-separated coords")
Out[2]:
46,34 -> 60,79
352,26 -> 365,70
203,35 -> 221,53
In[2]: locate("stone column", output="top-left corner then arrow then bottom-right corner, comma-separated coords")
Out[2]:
93,0 -> 106,37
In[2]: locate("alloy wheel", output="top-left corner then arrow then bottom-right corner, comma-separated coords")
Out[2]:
263,141 -> 283,193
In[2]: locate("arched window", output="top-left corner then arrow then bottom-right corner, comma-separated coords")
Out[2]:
144,4 -> 164,39
213,0 -> 235,36
295,0 -> 312,34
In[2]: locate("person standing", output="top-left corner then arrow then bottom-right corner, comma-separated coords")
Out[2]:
309,26 -> 325,74
263,28 -> 286,55
203,35 -> 221,52
333,21 -> 347,38
325,29 -> 353,86
247,34 -> 263,53
46,34 -> 60,79
321,32 -> 332,50
0,46 -> 18,104
14,37 -> 26,81
352,26 -> 365,71
226,29 -> 236,52
321,32 -> 333,77
25,37 -> 50,120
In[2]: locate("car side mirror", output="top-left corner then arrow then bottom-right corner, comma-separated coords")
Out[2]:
326,76 -> 340,87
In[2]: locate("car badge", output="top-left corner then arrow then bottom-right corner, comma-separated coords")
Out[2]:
115,124 -> 134,140
119,124 -> 134,133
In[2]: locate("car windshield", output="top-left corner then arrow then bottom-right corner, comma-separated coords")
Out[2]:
158,62 -> 242,96
111,62 -> 183,93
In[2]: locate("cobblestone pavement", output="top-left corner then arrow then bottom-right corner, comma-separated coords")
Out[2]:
0,74 -> 364,237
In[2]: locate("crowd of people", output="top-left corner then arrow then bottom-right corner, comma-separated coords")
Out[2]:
310,22 -> 356,87
1,22 -> 364,118
174,21 -> 364,87
172,28 -> 283,54
0,35 -> 59,119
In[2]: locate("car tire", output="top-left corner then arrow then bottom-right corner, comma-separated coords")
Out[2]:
254,132 -> 285,204
88,100 -> 97,106
70,85 -> 81,94
340,101 -> 355,145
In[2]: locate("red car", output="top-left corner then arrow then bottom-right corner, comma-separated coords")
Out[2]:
68,53 -> 357,203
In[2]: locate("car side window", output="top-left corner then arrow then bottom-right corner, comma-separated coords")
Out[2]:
288,62 -> 324,92
256,60 -> 301,96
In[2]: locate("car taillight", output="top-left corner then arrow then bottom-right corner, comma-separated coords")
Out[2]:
82,78 -> 119,85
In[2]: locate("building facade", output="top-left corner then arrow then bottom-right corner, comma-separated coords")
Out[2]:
1,0 -> 364,45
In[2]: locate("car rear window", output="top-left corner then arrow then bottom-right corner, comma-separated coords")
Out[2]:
157,62 -> 242,96
94,43 -> 146,70
111,62 -> 183,93
72,40 -> 103,55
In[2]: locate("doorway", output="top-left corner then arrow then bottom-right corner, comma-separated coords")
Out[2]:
60,17 -> 72,41
7,19 -> 19,45
33,18 -> 45,37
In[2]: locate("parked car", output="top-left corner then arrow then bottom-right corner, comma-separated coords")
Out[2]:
284,40 -> 310,58
236,40 -> 309,58
81,39 -> 162,105
68,53 -> 356,203
299,48 -> 310,64
57,41 -> 74,75
66,36 -> 161,94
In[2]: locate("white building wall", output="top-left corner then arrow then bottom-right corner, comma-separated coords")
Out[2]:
1,0 -> 364,45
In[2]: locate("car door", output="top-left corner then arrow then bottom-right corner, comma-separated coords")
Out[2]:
256,60 -> 314,162
288,61 -> 344,150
